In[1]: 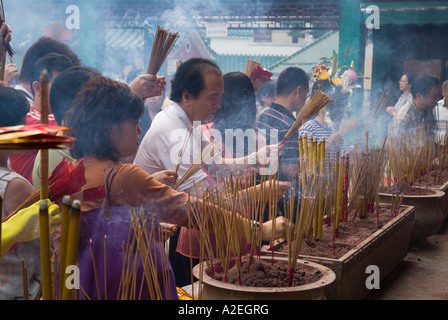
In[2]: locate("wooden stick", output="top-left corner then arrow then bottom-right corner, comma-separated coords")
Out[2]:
40,69 -> 49,200
0,53 -> 5,81
39,200 -> 52,300
175,127 -> 192,173
104,234 -> 107,300
317,139 -> 325,238
0,195 -> 2,258
52,250 -> 58,299
298,134 -> 307,193
174,142 -> 218,189
365,132 -> 368,153
89,239 -> 101,300
22,259 -> 28,300
58,196 -> 71,299
61,200 -> 81,300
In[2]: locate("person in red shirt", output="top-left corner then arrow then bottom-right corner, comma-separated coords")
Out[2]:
9,53 -> 76,183
14,36 -> 81,105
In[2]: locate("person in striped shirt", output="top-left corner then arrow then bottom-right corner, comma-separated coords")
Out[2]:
255,67 -> 310,181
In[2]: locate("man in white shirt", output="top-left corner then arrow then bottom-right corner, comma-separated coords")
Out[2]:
133,58 -> 226,287
134,58 -> 224,194
135,58 -> 277,193
433,80 -> 448,144
134,58 -> 283,287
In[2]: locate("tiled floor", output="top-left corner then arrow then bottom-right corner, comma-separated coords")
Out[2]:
366,221 -> 448,300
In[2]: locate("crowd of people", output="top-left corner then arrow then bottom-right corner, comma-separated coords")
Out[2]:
0,20 -> 445,300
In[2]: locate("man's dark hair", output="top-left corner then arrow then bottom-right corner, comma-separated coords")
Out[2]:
19,36 -> 81,83
276,67 -> 309,97
170,58 -> 221,103
0,87 -> 30,127
411,75 -> 440,98
50,66 -> 101,125
30,53 -> 75,83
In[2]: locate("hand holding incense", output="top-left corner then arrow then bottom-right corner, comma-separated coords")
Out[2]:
128,74 -> 166,100
280,91 -> 332,145
245,60 -> 273,92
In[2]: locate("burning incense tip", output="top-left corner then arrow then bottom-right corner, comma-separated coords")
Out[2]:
39,200 -> 48,210
62,195 -> 71,206
72,199 -> 81,210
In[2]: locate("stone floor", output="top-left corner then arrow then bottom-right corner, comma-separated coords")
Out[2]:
366,220 -> 448,300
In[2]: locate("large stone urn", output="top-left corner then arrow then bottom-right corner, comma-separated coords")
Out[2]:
192,256 -> 336,300
379,187 -> 444,247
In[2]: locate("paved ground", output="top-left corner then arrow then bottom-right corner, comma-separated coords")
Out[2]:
366,220 -> 448,300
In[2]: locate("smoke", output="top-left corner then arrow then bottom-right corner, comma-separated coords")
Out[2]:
3,1 -> 49,60
158,0 -> 229,39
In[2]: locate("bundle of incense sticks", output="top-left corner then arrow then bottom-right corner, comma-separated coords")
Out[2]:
186,171 -> 280,291
433,126 -> 448,184
390,193 -> 404,218
285,174 -> 323,286
297,133 -> 327,239
386,127 -> 435,192
174,142 -> 219,190
116,210 -> 173,300
39,200 -> 53,300
40,70 -> 50,200
0,0 -> 14,81
348,138 -> 387,221
147,26 -> 179,75
245,60 -> 260,77
245,60 -> 273,92
58,206 -> 175,300
60,199 -> 81,300
280,90 -> 332,145
319,150 -> 346,242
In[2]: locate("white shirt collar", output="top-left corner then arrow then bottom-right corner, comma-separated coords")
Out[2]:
169,102 -> 193,128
